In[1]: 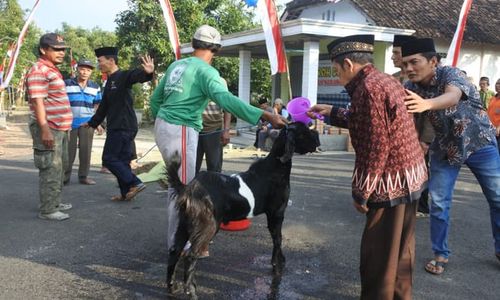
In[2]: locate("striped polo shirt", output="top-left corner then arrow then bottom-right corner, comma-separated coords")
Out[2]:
64,78 -> 102,129
26,58 -> 73,131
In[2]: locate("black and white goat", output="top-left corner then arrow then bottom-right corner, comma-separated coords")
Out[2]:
165,122 -> 319,299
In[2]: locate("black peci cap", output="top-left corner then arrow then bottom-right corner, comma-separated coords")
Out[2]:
393,35 -> 417,48
401,38 -> 436,57
327,34 -> 374,60
94,47 -> 118,57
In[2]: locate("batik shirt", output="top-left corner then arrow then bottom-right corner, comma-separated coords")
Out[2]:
330,64 -> 427,208
405,66 -> 496,165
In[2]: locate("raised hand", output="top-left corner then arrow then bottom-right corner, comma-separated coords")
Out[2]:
140,54 -> 155,74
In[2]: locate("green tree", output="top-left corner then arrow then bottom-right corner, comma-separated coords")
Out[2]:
55,23 -> 117,80
115,0 -> 272,99
0,0 -> 40,88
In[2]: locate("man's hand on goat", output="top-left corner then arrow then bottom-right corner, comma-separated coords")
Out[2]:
262,111 -> 287,129
353,201 -> 369,214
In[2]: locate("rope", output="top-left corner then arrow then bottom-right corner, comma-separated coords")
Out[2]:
136,125 -> 257,162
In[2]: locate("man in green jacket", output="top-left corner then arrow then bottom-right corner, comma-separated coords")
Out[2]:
150,24 -> 285,253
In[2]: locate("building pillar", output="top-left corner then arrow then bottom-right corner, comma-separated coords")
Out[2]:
237,49 -> 252,131
302,40 -> 320,105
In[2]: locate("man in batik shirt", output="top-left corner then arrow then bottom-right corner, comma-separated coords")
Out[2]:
402,38 -> 500,274
309,34 -> 427,300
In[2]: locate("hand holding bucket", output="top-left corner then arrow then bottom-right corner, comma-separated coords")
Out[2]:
287,97 -> 324,124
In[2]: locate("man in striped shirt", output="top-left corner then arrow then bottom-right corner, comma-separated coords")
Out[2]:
26,33 -> 73,221
64,59 -> 102,185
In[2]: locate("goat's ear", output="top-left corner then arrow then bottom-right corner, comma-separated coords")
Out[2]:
279,129 -> 295,163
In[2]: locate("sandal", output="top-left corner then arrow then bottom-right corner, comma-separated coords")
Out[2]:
425,259 -> 448,275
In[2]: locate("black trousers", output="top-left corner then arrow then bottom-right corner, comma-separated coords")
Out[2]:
196,130 -> 223,174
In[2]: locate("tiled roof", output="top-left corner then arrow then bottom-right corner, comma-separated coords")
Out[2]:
283,0 -> 499,44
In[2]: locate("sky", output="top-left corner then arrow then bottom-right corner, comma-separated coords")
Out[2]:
18,0 -> 293,33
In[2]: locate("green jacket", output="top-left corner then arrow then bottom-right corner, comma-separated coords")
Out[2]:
150,57 -> 262,131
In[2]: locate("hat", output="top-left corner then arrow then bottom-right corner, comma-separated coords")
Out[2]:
39,33 -> 68,49
327,35 -> 374,60
94,47 -> 118,57
401,38 -> 436,57
193,25 -> 221,46
77,58 -> 95,69
393,35 -> 417,47
274,98 -> 283,105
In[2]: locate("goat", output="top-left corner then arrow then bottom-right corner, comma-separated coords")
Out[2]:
165,122 -> 319,299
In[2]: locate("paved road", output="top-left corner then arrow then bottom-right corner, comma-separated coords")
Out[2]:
1,150 -> 499,299
1,117 -> 499,299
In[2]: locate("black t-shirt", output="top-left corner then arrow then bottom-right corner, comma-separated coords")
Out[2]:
88,68 -> 152,130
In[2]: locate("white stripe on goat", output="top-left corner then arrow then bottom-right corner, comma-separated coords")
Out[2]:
233,175 -> 255,218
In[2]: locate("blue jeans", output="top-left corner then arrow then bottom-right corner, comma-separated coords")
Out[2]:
429,144 -> 500,259
102,129 -> 142,196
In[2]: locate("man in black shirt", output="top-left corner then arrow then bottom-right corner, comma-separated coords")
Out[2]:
84,47 -> 154,201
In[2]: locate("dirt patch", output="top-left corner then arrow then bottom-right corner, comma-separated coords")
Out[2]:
0,123 -> 33,160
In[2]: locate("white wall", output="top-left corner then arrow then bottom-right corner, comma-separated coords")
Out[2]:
299,0 -> 372,25
435,39 -> 500,87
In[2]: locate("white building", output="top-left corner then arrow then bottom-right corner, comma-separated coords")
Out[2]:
181,0 -> 499,107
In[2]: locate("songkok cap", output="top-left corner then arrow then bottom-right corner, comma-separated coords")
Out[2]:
327,34 -> 374,60
77,58 -> 95,69
39,33 -> 68,49
193,25 -> 221,46
401,38 -> 436,57
94,47 -> 118,57
393,35 -> 417,47
274,98 -> 283,105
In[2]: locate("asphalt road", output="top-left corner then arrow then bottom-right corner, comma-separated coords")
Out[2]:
1,151 -> 499,299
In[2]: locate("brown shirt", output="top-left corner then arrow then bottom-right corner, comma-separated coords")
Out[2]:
330,64 -> 427,208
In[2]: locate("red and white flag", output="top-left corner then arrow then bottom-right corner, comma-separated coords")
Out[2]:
158,0 -> 181,60
253,0 -> 288,75
1,0 -> 42,89
445,0 -> 473,67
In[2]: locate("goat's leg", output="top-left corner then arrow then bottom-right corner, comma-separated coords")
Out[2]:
266,211 -> 286,275
183,254 -> 199,300
166,224 -> 189,294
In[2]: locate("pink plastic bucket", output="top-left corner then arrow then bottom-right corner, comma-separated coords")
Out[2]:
287,97 -> 312,124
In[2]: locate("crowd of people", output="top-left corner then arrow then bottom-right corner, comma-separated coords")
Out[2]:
13,23 -> 500,299
309,34 -> 500,298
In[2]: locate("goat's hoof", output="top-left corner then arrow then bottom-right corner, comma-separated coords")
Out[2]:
185,290 -> 198,300
167,281 -> 182,294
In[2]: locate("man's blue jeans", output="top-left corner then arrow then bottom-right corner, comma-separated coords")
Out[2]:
429,144 -> 500,259
102,129 -> 142,196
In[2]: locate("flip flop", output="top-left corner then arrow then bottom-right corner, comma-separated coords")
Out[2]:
425,259 -> 448,275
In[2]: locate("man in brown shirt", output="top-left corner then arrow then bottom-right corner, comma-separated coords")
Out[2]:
310,34 -> 427,300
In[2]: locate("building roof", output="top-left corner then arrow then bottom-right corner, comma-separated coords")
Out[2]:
181,18 -> 413,57
283,0 -> 500,44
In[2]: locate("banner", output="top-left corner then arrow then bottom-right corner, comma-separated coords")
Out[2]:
158,0 -> 181,60
246,0 -> 287,75
1,0 -> 42,89
445,0 -> 473,66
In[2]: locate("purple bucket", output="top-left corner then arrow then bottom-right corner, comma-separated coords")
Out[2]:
287,97 -> 312,124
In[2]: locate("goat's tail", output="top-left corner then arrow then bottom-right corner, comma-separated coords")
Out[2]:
166,151 -> 185,194
167,151 -> 216,256
178,189 -> 217,257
